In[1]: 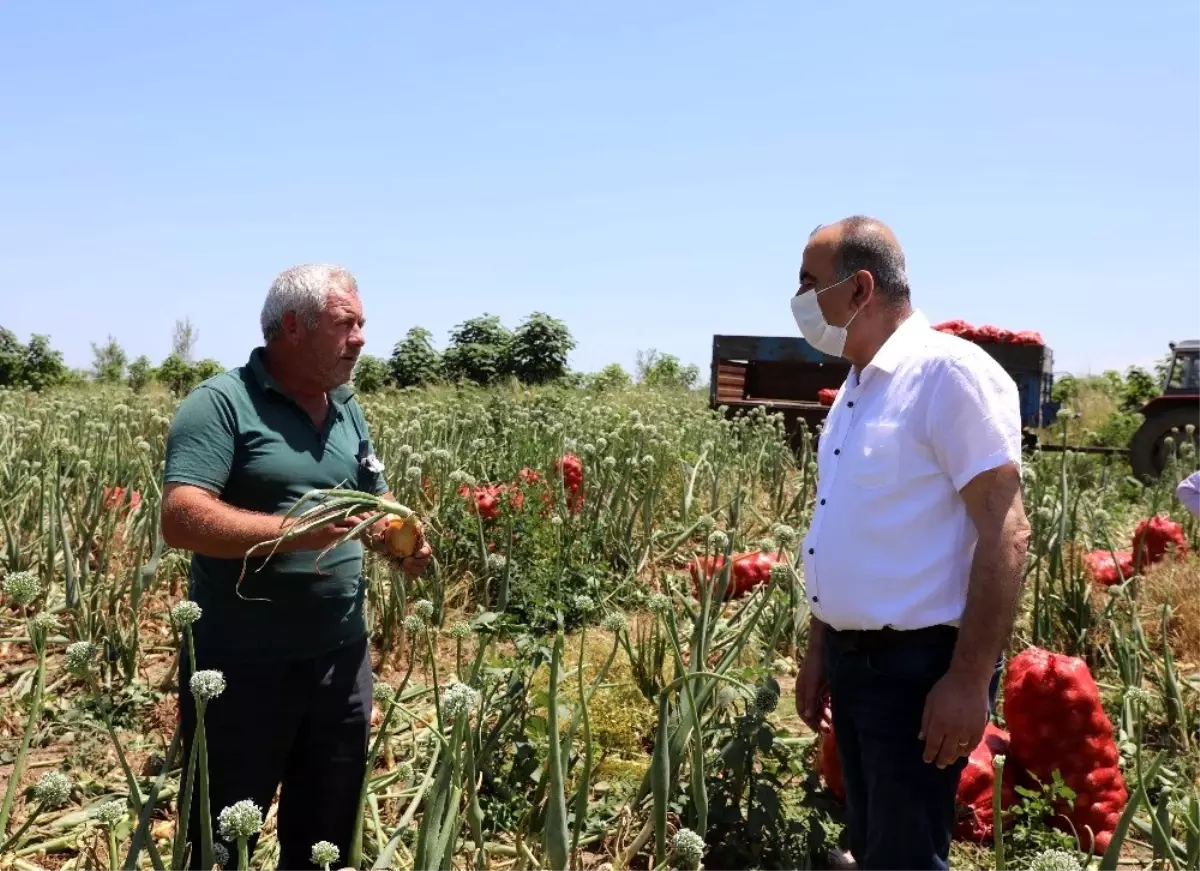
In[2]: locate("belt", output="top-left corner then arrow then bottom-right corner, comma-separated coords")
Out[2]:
826,623 -> 958,652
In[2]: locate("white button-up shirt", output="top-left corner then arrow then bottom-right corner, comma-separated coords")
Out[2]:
800,309 -> 1023,632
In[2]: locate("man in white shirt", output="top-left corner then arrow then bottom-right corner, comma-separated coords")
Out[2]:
790,217 -> 1032,870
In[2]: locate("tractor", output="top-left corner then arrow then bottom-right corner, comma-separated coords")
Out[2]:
1129,339 -> 1200,481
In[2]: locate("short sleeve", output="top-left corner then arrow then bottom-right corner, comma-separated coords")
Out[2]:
163,385 -> 237,494
1177,471 -> 1200,517
925,353 -> 1023,491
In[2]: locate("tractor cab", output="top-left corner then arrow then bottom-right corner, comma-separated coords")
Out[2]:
1130,339 -> 1200,481
1163,340 -> 1200,394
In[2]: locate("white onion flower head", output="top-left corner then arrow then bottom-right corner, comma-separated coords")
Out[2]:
671,828 -> 705,868
191,669 -> 227,703
1029,849 -> 1082,871
397,760 -> 414,781
93,799 -> 126,827
413,599 -> 435,621
602,611 -> 627,633
771,523 -> 798,548
373,682 -> 396,704
707,531 -> 729,552
402,614 -> 426,634
31,612 -> 58,636
66,641 -> 97,676
310,841 -> 340,867
573,595 -> 595,613
487,553 -> 508,573
447,621 -> 472,639
170,600 -> 203,629
770,563 -> 797,586
441,681 -> 481,721
405,465 -> 423,481
33,771 -> 72,807
212,843 -> 230,868
647,593 -> 672,614
3,570 -> 40,608
432,448 -> 452,463
218,799 -> 264,841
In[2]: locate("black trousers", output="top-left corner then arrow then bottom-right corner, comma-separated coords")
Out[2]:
178,637 -> 372,870
825,626 -> 1002,870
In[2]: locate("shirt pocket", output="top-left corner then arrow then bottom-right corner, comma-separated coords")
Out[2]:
849,420 -> 901,489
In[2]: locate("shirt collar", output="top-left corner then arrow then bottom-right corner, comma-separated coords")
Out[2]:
247,347 -> 356,405
855,309 -> 930,382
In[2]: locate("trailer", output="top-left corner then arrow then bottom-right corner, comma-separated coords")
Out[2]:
709,333 -> 1059,441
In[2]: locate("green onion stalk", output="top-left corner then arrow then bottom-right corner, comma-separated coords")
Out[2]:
236,487 -> 422,601
0,579 -> 51,839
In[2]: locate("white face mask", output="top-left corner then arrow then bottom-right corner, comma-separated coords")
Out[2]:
790,274 -> 861,358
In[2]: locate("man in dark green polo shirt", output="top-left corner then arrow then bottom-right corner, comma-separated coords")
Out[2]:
161,263 -> 430,870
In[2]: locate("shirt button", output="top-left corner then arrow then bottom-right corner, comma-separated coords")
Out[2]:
808,548 -> 814,555
820,498 -> 826,505
812,596 -> 819,603
847,401 -> 854,408
834,449 -> 841,456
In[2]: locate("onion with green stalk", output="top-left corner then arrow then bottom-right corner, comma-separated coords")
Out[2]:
235,486 -> 426,601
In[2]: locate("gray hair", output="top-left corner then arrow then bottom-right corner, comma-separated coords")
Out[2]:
260,264 -> 358,342
813,216 -> 911,306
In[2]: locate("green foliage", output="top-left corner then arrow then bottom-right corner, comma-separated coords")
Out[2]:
127,355 -> 153,393
192,359 -> 224,383
352,354 -> 391,393
21,334 -> 68,391
507,312 -> 575,385
90,335 -> 128,384
587,363 -> 633,393
637,349 -> 700,391
1121,366 -> 1159,411
155,353 -> 198,396
390,326 -> 442,388
0,327 -> 26,387
442,315 -> 513,386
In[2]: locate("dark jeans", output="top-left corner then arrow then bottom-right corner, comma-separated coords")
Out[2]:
178,637 -> 372,870
825,627 -> 1001,871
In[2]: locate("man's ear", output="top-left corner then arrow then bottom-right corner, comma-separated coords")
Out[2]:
280,311 -> 302,342
852,269 -> 876,307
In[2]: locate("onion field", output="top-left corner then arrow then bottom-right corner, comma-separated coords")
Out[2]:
1,384 -> 1197,871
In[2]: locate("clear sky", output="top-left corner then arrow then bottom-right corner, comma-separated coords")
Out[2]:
2,1 -> 1197,380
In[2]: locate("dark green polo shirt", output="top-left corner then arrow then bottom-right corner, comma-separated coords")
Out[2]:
163,347 -> 389,663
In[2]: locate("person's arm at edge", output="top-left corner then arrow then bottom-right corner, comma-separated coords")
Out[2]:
1177,470 -> 1200,518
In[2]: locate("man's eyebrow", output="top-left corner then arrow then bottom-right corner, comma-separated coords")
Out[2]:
799,269 -> 818,284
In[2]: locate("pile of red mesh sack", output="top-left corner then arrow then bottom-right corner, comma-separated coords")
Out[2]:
1081,550 -> 1136,586
1133,515 -> 1189,563
934,319 -> 1045,346
954,724 -> 1018,843
1083,514 -> 1188,585
688,551 -> 778,599
816,649 -> 1127,851
1003,647 -> 1127,853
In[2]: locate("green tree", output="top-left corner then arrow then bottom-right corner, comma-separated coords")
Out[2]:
192,359 -> 225,383
127,355 -> 153,393
0,327 -> 24,387
352,354 -> 390,393
506,312 -> 575,385
1121,365 -> 1158,412
390,327 -> 442,388
636,348 -> 700,391
442,314 -> 512,385
588,363 -> 632,392
156,353 -> 197,395
90,335 -> 128,384
22,334 -> 68,391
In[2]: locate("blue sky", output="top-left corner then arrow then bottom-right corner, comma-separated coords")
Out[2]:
2,1 -> 1197,379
